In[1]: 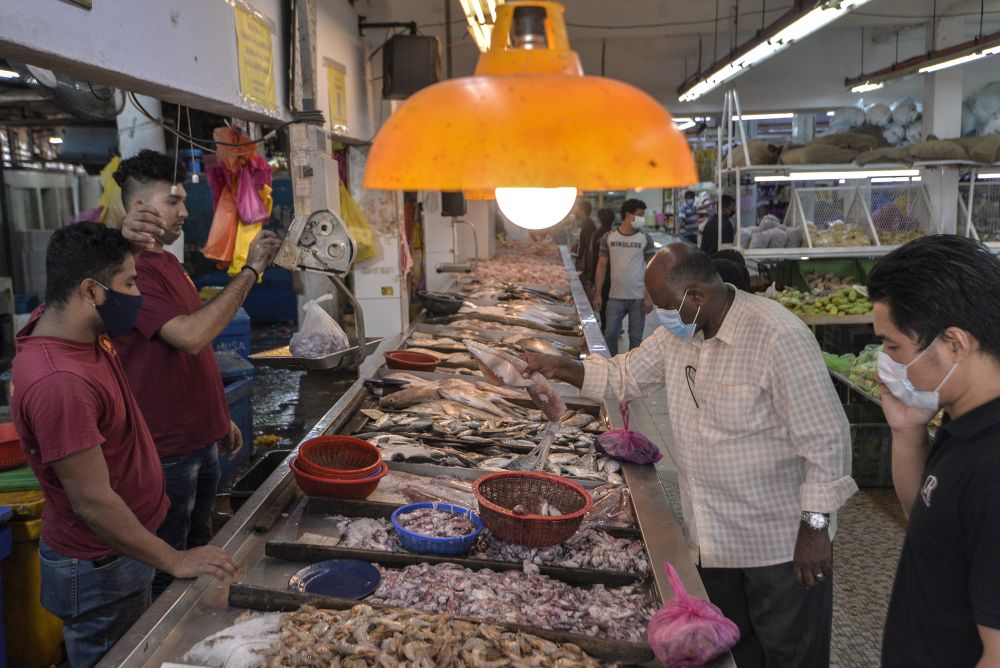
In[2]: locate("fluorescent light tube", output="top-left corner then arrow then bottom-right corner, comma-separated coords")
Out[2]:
826,110 -> 836,116
851,81 -> 884,93
0,69 -> 18,79
48,137 -> 63,144
732,113 -> 794,121
675,121 -> 697,131
679,0 -> 872,101
870,176 -> 914,183
754,169 -> 920,183
978,172 -> 1000,179
918,51 -> 989,73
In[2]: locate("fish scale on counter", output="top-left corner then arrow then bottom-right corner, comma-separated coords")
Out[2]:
317,514 -> 649,575
368,562 -> 655,642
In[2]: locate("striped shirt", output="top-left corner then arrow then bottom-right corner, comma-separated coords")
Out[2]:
581,287 -> 857,568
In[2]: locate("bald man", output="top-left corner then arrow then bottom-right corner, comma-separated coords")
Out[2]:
525,243 -> 856,668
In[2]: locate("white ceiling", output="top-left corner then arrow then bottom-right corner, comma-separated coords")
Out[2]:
363,0 -> 1000,113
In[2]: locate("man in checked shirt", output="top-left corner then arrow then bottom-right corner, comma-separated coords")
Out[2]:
524,243 -> 857,668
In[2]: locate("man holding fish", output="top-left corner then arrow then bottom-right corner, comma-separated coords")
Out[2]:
522,242 -> 856,668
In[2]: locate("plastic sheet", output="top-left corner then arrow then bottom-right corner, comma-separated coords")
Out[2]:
647,562 -> 739,668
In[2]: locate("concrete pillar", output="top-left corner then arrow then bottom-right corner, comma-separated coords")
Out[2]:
116,95 -> 185,261
921,17 -> 964,235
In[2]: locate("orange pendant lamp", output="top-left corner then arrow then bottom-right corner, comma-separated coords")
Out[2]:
363,1 -> 697,230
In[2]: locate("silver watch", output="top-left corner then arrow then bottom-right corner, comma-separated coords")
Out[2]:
801,511 -> 830,530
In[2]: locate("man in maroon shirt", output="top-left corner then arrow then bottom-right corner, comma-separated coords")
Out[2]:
116,150 -> 279,596
10,223 -> 238,668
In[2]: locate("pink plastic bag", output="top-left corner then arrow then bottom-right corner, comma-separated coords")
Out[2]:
648,562 -> 740,668
596,402 -> 663,464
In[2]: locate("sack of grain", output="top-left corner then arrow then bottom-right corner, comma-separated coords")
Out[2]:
883,123 -> 906,146
905,140 -> 970,162
866,103 -> 893,127
954,136 -> 1000,163
892,98 -> 920,126
732,140 -> 781,167
780,145 -> 859,165
813,131 -> 884,152
854,147 -> 912,166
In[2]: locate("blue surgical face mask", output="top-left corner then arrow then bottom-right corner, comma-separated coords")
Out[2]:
93,281 -> 143,338
656,290 -> 700,339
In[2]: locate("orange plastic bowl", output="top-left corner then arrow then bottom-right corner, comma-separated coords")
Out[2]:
0,423 -> 27,471
384,350 -> 438,371
290,457 -> 388,500
298,436 -> 382,479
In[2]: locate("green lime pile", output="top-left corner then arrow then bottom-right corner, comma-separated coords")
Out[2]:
772,286 -> 873,318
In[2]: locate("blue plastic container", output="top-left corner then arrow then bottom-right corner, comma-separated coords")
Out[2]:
216,350 -> 255,384
212,308 -> 251,359
219,377 -> 253,491
13,294 -> 37,315
181,148 -> 203,175
390,503 -> 483,556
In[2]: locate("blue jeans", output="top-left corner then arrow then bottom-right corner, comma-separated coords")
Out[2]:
152,443 -> 220,597
39,539 -> 153,668
604,298 -> 646,356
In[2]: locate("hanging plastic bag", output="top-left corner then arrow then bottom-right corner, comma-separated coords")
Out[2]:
647,562 -> 740,668
290,295 -> 350,358
597,402 -> 662,465
203,187 -> 239,264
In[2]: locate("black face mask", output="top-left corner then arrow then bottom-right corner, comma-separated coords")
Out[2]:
93,281 -> 142,338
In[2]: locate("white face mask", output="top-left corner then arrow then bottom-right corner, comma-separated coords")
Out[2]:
877,339 -> 958,411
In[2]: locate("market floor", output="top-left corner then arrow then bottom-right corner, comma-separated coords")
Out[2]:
613,314 -> 907,667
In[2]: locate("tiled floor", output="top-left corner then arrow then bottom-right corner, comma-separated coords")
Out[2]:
611,315 -> 907,667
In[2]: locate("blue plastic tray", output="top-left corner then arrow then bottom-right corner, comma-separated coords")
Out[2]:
391,502 -> 483,556
287,559 -> 381,599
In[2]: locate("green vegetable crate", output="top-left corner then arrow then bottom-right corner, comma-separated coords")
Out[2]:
843,403 -> 893,488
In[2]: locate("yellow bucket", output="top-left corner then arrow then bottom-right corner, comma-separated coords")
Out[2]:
3,518 -> 63,668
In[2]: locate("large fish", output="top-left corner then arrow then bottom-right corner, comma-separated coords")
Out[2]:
379,385 -> 442,410
462,339 -> 566,471
503,335 -> 579,358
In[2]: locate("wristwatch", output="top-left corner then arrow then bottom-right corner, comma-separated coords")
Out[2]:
801,511 -> 830,530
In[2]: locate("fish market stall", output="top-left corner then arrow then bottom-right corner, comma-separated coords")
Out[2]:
100,246 -> 732,668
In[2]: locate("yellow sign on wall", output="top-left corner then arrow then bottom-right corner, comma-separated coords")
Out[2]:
326,60 -> 348,133
234,6 -> 276,111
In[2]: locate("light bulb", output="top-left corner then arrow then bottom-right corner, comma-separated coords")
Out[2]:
495,187 -> 577,230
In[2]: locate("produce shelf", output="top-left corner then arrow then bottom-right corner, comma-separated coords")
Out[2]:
801,314 -> 875,326
829,370 -> 881,406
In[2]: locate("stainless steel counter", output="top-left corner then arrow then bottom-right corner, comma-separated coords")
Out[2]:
102,253 -> 734,667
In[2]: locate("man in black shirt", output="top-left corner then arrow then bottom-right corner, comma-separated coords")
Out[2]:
700,194 -> 737,255
867,235 -> 1000,668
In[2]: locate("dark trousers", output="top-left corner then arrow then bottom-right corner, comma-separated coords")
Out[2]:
152,443 -> 220,597
698,561 -> 833,668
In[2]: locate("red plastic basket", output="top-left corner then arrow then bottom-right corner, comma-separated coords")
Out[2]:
0,423 -> 27,472
473,471 -> 592,548
290,457 -> 388,500
298,436 -> 382,479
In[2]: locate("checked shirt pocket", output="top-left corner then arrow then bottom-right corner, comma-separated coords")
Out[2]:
703,383 -> 767,437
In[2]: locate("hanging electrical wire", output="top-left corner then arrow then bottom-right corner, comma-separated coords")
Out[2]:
125,92 -> 324,153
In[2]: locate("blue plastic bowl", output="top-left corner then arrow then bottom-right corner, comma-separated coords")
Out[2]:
390,502 -> 483,556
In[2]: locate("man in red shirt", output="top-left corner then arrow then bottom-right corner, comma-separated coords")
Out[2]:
10,223 -> 238,668
115,150 -> 279,596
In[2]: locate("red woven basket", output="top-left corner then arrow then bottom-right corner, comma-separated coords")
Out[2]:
290,457 -> 388,500
473,471 -> 593,548
298,436 -> 382,479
